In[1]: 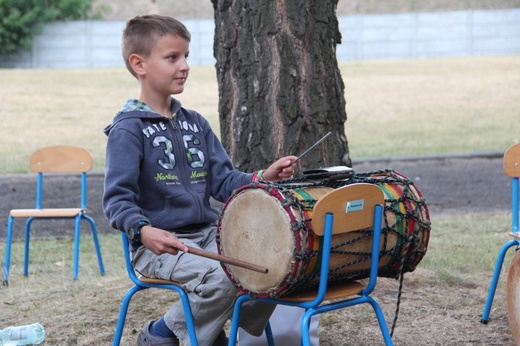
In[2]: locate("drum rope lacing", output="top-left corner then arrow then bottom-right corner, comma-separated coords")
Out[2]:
266,169 -> 431,334
270,169 -> 429,277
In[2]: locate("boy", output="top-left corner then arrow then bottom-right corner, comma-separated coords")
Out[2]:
102,14 -> 297,346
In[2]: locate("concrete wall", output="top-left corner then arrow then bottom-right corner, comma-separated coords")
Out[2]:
338,8 -> 520,60
2,8 -> 519,68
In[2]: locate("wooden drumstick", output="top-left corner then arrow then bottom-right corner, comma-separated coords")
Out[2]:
186,246 -> 269,274
290,132 -> 332,165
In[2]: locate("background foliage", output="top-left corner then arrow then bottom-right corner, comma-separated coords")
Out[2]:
0,0 -> 107,54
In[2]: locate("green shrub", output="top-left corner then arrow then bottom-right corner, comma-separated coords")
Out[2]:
0,0 -> 107,54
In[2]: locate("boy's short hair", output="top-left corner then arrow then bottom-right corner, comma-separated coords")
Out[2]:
122,14 -> 191,78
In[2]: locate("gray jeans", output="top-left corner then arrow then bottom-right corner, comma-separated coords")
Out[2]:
132,224 -> 275,346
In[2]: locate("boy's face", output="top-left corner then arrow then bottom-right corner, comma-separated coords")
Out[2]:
138,34 -> 190,96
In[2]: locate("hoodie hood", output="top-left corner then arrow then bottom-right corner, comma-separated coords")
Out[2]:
103,97 -> 183,136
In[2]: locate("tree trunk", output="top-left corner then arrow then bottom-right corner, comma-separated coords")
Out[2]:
211,0 -> 350,172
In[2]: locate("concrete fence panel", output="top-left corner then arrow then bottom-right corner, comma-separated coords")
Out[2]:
1,8 -> 519,68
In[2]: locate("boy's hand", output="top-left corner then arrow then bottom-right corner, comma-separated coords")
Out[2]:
263,156 -> 298,181
140,225 -> 189,255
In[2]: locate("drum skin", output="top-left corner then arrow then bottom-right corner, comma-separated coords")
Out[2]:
507,249 -> 520,343
217,185 -> 332,297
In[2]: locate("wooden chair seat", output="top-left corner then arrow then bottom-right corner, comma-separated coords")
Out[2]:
137,275 -> 184,287
10,208 -> 83,218
281,281 -> 365,302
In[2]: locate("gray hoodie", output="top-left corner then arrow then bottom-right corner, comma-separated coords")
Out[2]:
102,97 -> 253,234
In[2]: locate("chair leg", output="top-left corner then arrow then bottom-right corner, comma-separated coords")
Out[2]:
229,298 -> 274,346
3,216 -> 15,286
301,309 -> 315,346
228,294 -> 251,346
481,239 -> 518,323
113,284 -> 198,346
73,215 -> 82,280
366,297 -> 394,346
113,285 -> 145,346
23,217 -> 36,277
264,321 -> 275,346
176,288 -> 198,346
307,296 -> 393,346
82,214 -> 105,276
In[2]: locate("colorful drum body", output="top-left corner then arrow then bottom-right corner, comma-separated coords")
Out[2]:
217,169 -> 431,298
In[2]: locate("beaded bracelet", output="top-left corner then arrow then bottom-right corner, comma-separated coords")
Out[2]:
252,169 -> 264,181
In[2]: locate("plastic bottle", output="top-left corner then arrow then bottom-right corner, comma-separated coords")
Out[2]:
0,323 -> 45,345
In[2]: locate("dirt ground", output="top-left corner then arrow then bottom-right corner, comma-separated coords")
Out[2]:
0,153 -> 510,239
0,153 -> 516,345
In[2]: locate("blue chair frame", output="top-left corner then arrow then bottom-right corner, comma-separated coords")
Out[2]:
113,232 -> 199,346
481,143 -> 520,323
3,145 -> 104,285
228,183 -> 393,346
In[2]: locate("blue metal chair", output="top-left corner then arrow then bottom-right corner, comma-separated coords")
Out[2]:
113,232 -> 198,346
2,145 -> 104,285
481,143 -> 520,323
228,183 -> 393,346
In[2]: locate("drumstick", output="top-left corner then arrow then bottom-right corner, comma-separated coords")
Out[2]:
186,246 -> 269,274
290,132 -> 332,165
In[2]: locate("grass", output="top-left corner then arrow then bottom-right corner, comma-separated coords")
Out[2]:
422,213 -> 514,280
344,56 -> 520,158
1,55 -> 519,173
0,66 -> 220,174
1,55 -> 519,344
0,212 -> 514,344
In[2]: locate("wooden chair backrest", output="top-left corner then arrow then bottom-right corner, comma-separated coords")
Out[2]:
29,145 -> 92,173
504,143 -> 520,178
312,183 -> 384,236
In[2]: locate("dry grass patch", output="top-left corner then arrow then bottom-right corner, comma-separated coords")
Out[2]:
0,212 -> 516,345
1,56 -> 519,173
344,56 -> 520,158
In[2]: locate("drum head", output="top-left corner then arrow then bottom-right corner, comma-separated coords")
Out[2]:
507,249 -> 520,343
218,188 -> 299,295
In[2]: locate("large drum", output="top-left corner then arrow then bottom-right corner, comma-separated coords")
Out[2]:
217,169 -> 431,298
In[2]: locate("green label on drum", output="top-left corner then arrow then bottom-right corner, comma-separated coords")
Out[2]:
346,199 -> 364,213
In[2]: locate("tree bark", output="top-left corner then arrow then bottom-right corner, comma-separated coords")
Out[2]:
212,0 -> 350,172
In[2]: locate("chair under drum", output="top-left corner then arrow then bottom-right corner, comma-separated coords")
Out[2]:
481,142 -> 520,323
113,232 -> 198,346
2,145 -> 105,285
227,183 -> 394,346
